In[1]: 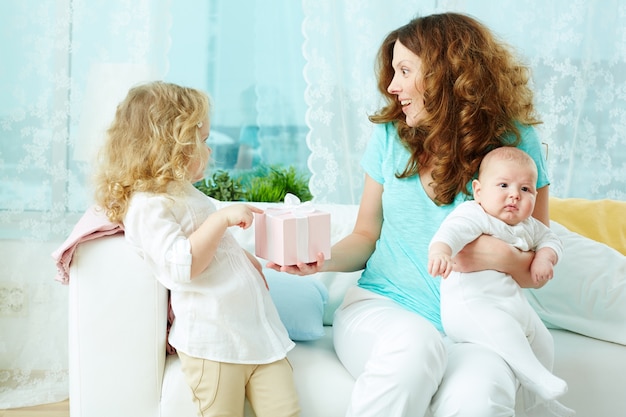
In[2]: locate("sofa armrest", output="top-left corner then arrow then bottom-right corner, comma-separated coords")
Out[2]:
68,234 -> 168,417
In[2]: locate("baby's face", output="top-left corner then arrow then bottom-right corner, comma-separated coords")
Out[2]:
473,159 -> 537,226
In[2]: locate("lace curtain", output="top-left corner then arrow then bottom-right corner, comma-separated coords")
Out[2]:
0,0 -> 171,408
305,0 -> 626,203
1,0 -> 625,409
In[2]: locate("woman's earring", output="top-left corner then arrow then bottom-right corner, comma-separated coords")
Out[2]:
197,121 -> 203,128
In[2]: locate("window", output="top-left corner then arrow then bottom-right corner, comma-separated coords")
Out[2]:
0,1 -> 309,239
166,1 -> 309,176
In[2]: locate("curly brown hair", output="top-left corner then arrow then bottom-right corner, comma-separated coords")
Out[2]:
93,81 -> 210,223
369,12 -> 540,205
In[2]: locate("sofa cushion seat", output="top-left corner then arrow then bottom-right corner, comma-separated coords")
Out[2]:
160,325 -> 626,417
161,328 -> 354,417
67,198 -> 626,417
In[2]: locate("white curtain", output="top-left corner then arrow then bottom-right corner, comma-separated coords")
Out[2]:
0,0 -> 170,408
304,0 -> 626,203
1,0 -> 624,409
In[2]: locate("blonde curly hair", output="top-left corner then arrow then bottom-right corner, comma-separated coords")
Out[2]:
369,12 -> 541,205
93,81 -> 210,223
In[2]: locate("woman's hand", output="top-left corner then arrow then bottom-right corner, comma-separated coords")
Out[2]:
266,252 -> 326,276
266,174 -> 383,278
453,234 -> 544,288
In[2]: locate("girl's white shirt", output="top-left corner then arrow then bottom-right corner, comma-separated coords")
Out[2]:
124,182 -> 294,364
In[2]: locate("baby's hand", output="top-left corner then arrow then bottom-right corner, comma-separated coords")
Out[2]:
428,252 -> 454,278
219,204 -> 263,229
530,258 -> 554,285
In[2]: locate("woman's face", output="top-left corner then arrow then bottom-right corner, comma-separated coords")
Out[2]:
387,40 -> 427,127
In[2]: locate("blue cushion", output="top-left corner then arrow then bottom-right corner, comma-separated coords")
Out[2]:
264,269 -> 328,341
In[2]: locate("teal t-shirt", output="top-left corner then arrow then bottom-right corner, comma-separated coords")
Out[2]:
358,122 -> 549,331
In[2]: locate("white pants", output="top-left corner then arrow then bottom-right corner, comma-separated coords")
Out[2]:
333,286 -> 518,417
441,270 -> 573,416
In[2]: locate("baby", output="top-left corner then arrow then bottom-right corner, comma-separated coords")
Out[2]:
429,146 -> 573,416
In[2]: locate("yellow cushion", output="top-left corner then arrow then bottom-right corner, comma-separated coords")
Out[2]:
549,197 -> 626,256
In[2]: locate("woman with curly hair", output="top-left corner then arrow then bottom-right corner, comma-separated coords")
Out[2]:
271,12 -> 558,417
94,81 -> 300,417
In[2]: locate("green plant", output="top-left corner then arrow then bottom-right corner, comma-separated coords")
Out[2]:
244,176 -> 287,202
194,164 -> 312,203
194,170 -> 245,201
241,165 -> 313,203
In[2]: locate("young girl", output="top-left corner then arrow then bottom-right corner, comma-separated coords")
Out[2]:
94,81 -> 300,417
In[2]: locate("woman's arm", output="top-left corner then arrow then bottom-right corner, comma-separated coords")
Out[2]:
269,174 -> 383,275
454,185 -> 551,289
454,237 -> 538,287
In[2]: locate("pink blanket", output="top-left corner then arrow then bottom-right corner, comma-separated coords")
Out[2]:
51,205 -> 124,284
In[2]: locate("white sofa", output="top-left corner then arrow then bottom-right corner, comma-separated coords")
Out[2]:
67,201 -> 626,417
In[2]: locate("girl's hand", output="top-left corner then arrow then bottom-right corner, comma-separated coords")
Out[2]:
266,252 -> 326,276
218,204 -> 263,229
245,248 -> 268,289
189,204 -> 262,279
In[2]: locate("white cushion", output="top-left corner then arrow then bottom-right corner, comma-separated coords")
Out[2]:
524,221 -> 626,345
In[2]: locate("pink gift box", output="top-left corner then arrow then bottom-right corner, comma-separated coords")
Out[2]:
254,203 -> 331,266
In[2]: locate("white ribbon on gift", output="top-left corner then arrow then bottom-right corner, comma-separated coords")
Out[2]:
268,193 -> 315,217
266,193 -> 315,263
